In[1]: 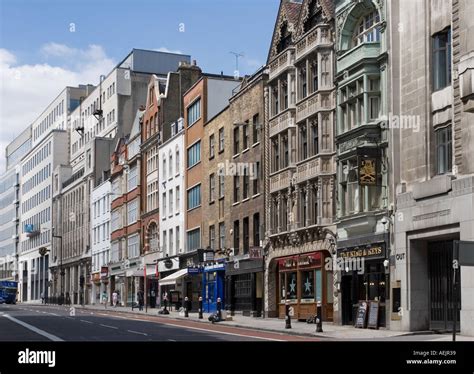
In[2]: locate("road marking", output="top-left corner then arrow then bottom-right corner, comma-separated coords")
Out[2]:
48,313 -> 59,316
80,320 -> 93,324
127,330 -> 148,336
168,339 -> 176,342
96,311 -> 284,341
100,324 -> 118,329
2,314 -> 64,341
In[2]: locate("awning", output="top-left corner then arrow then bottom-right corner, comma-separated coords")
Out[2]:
159,268 -> 188,286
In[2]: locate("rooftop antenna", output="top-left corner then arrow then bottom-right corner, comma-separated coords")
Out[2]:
229,51 -> 244,74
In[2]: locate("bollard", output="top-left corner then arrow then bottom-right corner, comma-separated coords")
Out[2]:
216,297 -> 222,322
285,301 -> 292,329
184,296 -> 189,317
198,296 -> 203,319
316,301 -> 323,333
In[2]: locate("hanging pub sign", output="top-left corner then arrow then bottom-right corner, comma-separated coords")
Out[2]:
359,157 -> 377,185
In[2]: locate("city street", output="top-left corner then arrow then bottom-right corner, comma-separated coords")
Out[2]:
0,304 -> 319,342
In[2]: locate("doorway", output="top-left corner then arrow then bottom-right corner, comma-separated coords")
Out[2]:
428,240 -> 461,332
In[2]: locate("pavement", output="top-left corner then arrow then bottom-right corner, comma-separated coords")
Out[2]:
46,302 -> 474,341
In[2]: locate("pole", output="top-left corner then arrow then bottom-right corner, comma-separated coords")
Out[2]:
316,301 -> 323,333
198,296 -> 203,319
453,241 -> 459,342
144,261 -> 147,313
285,300 -> 291,329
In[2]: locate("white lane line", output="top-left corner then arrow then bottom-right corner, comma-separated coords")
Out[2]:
100,324 -> 118,329
127,330 -> 148,336
80,320 -> 93,324
2,314 -> 64,342
47,313 -> 59,316
168,339 -> 176,342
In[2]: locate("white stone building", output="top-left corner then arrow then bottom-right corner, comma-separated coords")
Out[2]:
90,180 -> 111,304
18,130 -> 69,302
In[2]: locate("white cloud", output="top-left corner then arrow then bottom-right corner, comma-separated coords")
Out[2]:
0,44 -> 115,172
155,47 -> 184,55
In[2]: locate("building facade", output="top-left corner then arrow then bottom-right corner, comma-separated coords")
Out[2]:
224,68 -> 267,316
265,0 -> 337,321
90,180 -> 111,304
0,126 -> 31,282
390,0 -> 474,336
182,74 -> 240,312
19,130 -> 69,302
333,0 -> 390,326
109,110 -> 143,307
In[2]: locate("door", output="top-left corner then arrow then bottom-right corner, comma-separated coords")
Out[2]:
428,240 -> 461,332
341,275 -> 353,325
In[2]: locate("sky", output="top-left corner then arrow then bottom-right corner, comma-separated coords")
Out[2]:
0,0 -> 280,172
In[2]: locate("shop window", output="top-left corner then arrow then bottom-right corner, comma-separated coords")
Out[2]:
286,272 -> 297,300
301,270 -> 315,300
315,269 -> 322,302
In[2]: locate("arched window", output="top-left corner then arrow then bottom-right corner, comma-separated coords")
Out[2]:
148,222 -> 159,252
352,10 -> 381,47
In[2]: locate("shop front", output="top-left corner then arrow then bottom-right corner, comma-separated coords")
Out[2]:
91,272 -> 101,304
276,251 -> 333,321
157,256 -> 183,310
202,262 -> 225,313
226,253 -> 263,317
337,234 -> 389,327
178,248 -> 214,311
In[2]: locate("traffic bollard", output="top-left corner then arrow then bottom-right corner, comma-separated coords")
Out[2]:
316,301 -> 323,333
198,296 -> 203,319
217,297 -> 222,322
285,300 -> 292,329
184,296 -> 189,317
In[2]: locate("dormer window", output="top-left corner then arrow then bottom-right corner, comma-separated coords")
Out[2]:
353,10 -> 381,47
303,0 -> 323,33
277,23 -> 292,54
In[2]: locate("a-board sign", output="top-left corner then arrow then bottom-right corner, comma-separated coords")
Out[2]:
355,301 -> 368,328
367,301 -> 380,329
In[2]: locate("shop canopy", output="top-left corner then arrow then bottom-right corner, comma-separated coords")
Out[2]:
159,268 -> 188,286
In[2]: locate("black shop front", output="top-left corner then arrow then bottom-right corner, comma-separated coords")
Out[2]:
337,233 -> 389,327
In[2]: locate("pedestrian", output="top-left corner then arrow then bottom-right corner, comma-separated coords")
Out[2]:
138,290 -> 144,311
102,291 -> 108,309
40,292 -> 45,304
112,290 -> 118,307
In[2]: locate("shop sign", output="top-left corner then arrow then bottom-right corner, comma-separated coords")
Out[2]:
298,253 -> 321,267
187,267 -> 201,275
278,253 -> 322,269
249,247 -> 263,259
204,263 -> 225,271
92,273 -> 101,282
100,266 -> 108,279
338,245 -> 385,259
359,157 -> 377,185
